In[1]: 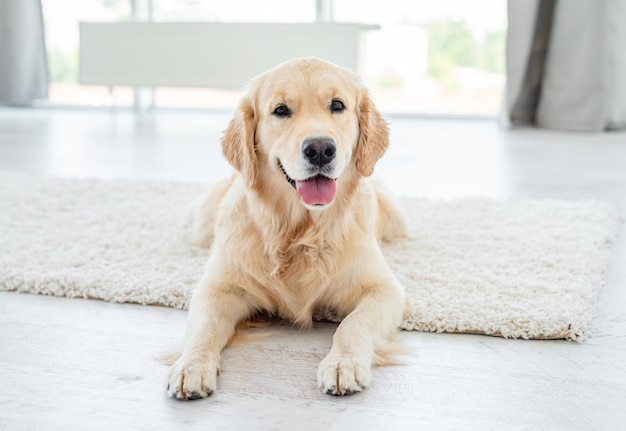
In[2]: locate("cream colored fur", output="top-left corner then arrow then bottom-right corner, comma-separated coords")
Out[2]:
167,58 -> 408,400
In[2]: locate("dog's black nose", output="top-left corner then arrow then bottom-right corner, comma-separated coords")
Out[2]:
302,138 -> 336,167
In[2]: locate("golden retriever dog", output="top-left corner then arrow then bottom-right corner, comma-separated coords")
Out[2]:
167,57 -> 408,400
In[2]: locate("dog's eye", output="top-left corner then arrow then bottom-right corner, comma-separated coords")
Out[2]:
330,99 -> 345,113
273,104 -> 291,118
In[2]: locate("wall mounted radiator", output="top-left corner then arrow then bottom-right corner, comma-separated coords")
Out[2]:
79,22 -> 372,90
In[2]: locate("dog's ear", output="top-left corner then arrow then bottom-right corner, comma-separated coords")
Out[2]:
222,97 -> 257,185
355,90 -> 389,177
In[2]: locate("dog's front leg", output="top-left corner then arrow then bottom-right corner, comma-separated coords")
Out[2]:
317,278 -> 404,396
167,279 -> 253,400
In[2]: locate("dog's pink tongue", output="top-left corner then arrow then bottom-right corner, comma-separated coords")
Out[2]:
295,176 -> 336,206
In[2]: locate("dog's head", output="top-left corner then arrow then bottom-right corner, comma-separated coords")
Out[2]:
222,58 -> 388,210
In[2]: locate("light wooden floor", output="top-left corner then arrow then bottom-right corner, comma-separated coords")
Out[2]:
1,108 -> 625,430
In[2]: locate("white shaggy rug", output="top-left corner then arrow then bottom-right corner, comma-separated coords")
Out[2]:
0,172 -> 620,341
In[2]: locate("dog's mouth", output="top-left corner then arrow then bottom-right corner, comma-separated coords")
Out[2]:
279,162 -> 337,206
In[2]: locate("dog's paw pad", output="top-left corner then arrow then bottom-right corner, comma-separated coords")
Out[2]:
187,390 -> 212,400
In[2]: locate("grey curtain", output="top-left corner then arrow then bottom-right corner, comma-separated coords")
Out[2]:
502,0 -> 626,131
0,0 -> 48,105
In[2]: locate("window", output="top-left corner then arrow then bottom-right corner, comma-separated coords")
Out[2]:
149,0 -> 317,110
42,0 -> 134,107
41,0 -> 506,116
333,0 -> 507,115
151,0 -> 315,23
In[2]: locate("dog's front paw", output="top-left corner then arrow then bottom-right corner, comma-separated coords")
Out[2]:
167,356 -> 219,400
317,353 -> 372,396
